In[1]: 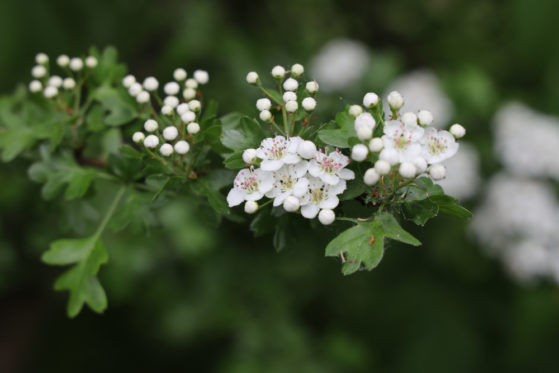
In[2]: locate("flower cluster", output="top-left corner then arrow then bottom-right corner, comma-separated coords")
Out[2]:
28,52 -> 98,99
227,136 -> 354,225
125,68 -> 209,158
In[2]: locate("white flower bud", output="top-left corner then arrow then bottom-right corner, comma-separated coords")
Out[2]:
374,160 -> 391,175
48,75 -> 62,88
363,92 -> 379,108
128,82 -> 142,96
387,91 -> 404,111
412,157 -> 427,173
285,100 -> 298,113
132,132 -> 145,143
193,70 -> 209,84
144,119 -> 158,132
173,68 -> 187,81
143,77 -> 159,91
354,113 -> 376,132
143,134 -> 159,148
182,88 -> 197,100
161,105 -> 173,115
349,105 -> 363,117
368,138 -> 384,152
302,97 -> 317,112
400,112 -> 418,126
163,126 -> 178,141
160,143 -> 174,157
176,103 -> 189,116
246,71 -> 259,84
123,75 -> 136,88
356,125 -> 373,141
449,123 -> 466,138
318,209 -> 335,225
379,148 -> 399,165
244,200 -> 259,214
43,86 -> 58,98
305,81 -> 319,94
187,122 -> 200,134
256,98 -> 272,111
351,144 -> 369,161
174,140 -> 190,154
283,77 -> 298,91
297,140 -> 317,159
164,96 -> 179,108
259,110 -> 272,122
363,168 -> 380,185
31,65 -> 46,78
185,78 -> 198,89
242,148 -> 257,164
69,57 -> 83,71
136,91 -> 150,103
85,56 -> 98,68
188,99 -> 201,112
164,82 -> 180,96
417,110 -> 433,126
271,65 -> 286,78
280,92 -> 295,103
291,63 -> 304,77
399,162 -> 417,179
57,55 -> 70,67
29,80 -> 42,93
36,53 -> 49,64
429,164 -> 446,180
62,78 -> 76,90
283,196 -> 300,212
181,111 -> 196,123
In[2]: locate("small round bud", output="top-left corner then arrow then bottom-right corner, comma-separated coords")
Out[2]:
283,77 -> 298,91
185,78 -> 198,89
182,88 -> 197,100
164,81 -> 180,96
136,91 -> 150,103
259,110 -> 272,122
181,111 -> 196,123
283,196 -> 300,212
271,65 -> 286,78
449,123 -> 466,138
379,148 -> 399,165
48,75 -> 63,88
132,132 -> 145,143
128,82 -> 142,96
164,96 -> 179,108
69,57 -> 83,71
29,80 -> 42,93
375,160 -> 391,175
363,168 -> 380,186
143,77 -> 159,91
412,157 -> 428,174
283,91 -> 297,102
302,97 -> 317,112
242,148 -> 257,164
160,143 -> 174,157
285,100 -> 298,113
318,209 -> 335,225
176,103 -> 189,116
143,134 -> 159,148
305,81 -> 319,94
188,99 -> 201,112
174,140 -> 190,154
31,65 -> 46,78
356,125 -> 373,141
363,92 -> 379,108
246,71 -> 259,84
122,75 -> 136,88
368,138 -> 384,152
244,200 -> 259,214
256,98 -> 272,111
349,105 -> 363,117
144,119 -> 158,132
193,69 -> 209,84
429,164 -> 446,180
354,113 -> 376,132
187,122 -> 200,134
297,140 -> 317,159
173,68 -> 187,81
399,162 -> 417,179
387,91 -> 404,111
291,63 -> 304,77
351,144 -> 369,162
417,110 -> 433,126
85,56 -> 98,68
163,126 -> 179,141
43,86 -> 58,98
400,112 -> 418,126
161,105 -> 173,115
62,78 -> 76,90
56,55 -> 70,67
36,53 -> 49,64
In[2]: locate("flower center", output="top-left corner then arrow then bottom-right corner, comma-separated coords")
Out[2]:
427,135 -> 448,155
311,187 -> 325,204
394,136 -> 410,150
320,157 -> 343,174
237,175 -> 259,193
279,174 -> 294,192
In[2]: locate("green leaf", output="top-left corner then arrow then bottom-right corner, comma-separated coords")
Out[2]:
402,199 -> 439,226
430,194 -> 473,220
109,145 -> 144,181
221,116 -> 265,151
200,100 -> 218,126
318,129 -> 351,148
192,178 -> 229,215
340,178 -> 367,201
93,86 -> 137,126
64,169 -> 94,200
224,151 -> 246,170
376,212 -> 421,246
250,208 -> 276,237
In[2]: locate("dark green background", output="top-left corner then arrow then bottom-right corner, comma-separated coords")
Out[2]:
1,0 -> 559,372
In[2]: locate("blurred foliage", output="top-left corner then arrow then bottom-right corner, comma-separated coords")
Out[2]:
2,0 -> 559,372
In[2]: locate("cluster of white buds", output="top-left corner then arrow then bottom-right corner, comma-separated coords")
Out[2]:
132,118 -> 191,157
28,52 -> 98,99
228,136 -> 354,225
349,91 -> 464,186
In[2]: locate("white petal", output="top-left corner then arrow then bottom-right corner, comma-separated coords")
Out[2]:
308,162 -> 322,177
320,196 -> 339,209
282,153 -> 300,164
226,189 -> 245,207
293,178 -> 309,197
322,173 -> 339,185
338,168 -> 355,180
301,204 -> 320,219
294,160 -> 308,177
245,192 -> 263,201
261,159 -> 284,171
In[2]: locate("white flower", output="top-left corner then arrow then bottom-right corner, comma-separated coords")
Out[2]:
429,164 -> 446,180
400,112 -> 417,126
128,82 -> 142,96
306,81 -> 319,94
63,78 -> 76,90
144,135 -> 159,148
227,168 -> 274,206
43,86 -> 58,98
256,98 -> 272,111
48,75 -> 62,88
308,149 -> 354,185
57,55 -> 70,67
374,160 -> 391,175
181,111 -> 196,123
36,53 -> 49,64
242,148 -> 257,164
387,91 -> 404,111
164,96 -> 179,108
31,65 -> 46,78
283,78 -> 298,91
161,105 -> 173,115
187,122 -> 200,134
183,88 -> 196,100
185,78 -> 198,89
421,127 -> 459,164
69,58 -> 83,71
188,100 -> 201,112
291,63 -> 304,77
351,144 -> 368,162
363,92 -> 379,108
363,168 -> 380,185
354,113 -> 375,132
163,126 -> 178,141
449,123 -> 466,138
271,65 -> 286,78
176,103 -> 189,116
266,162 -> 309,206
418,110 -> 433,126
299,176 -> 345,219
399,162 -> 416,178
160,143 -> 174,156
297,140 -> 317,159
256,136 -> 301,171
349,105 -> 363,117
302,97 -> 316,111
246,71 -> 259,84
382,120 -> 424,163
259,110 -> 272,122
164,82 -> 180,96
285,100 -> 298,113
136,91 -> 150,103
174,141 -> 190,154
283,196 -> 300,212
29,80 -> 42,93
283,91 -> 297,102
244,201 -> 259,214
318,209 -> 336,225
369,138 -> 384,152
85,56 -> 98,68
144,119 -> 158,132
132,132 -> 145,143
194,70 -> 209,84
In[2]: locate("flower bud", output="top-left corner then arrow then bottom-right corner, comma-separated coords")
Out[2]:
174,68 -> 187,81
244,200 -> 259,214
349,105 -> 363,117
188,99 -> 201,112
187,122 -> 200,134
291,63 -> 304,77
302,97 -> 316,112
356,125 -> 373,141
132,132 -> 145,143
136,91 -> 150,103
36,53 -> 49,64
144,119 -> 158,132
449,123 -> 466,138
183,88 -> 196,100
174,140 -> 190,154
85,56 -> 98,68
164,96 -> 179,108
429,164 -> 446,180
259,110 -> 272,122
283,91 -> 297,102
123,75 -> 136,88
48,75 -> 63,88
379,148 -> 399,165
31,65 -> 46,78
256,98 -> 272,111
318,209 -> 335,225
297,140 -> 317,159
181,111 -> 196,123
285,100 -> 298,113
43,86 -> 58,98
242,148 -> 257,164
368,138 -> 384,152
399,162 -> 417,179
400,112 -> 417,126
351,144 -> 369,162
128,82 -> 142,96
29,80 -> 42,93
62,78 -> 76,90
412,157 -> 427,173
283,78 -> 298,91
387,91 -> 404,111
374,160 -> 391,175
161,105 -> 173,115
176,103 -> 189,116
305,81 -> 319,94
417,110 -> 433,126
363,168 -> 380,185
143,77 -> 159,91
194,70 -> 209,84
69,57 -> 83,71
363,92 -> 379,108
283,196 -> 300,212
185,78 -> 198,89
246,71 -> 259,84
160,143 -> 174,157
143,135 -> 159,148
163,126 -> 178,141
164,82 -> 180,96
57,55 -> 70,67
271,65 -> 286,78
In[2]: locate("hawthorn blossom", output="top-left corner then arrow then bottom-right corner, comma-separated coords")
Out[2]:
255,136 -> 302,171
308,149 -> 354,185
265,163 -> 309,206
299,177 -> 346,219
381,120 -> 424,162
227,168 -> 274,207
421,127 -> 459,164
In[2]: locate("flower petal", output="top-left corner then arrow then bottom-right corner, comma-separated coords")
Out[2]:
301,204 -> 320,219
226,189 -> 245,207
